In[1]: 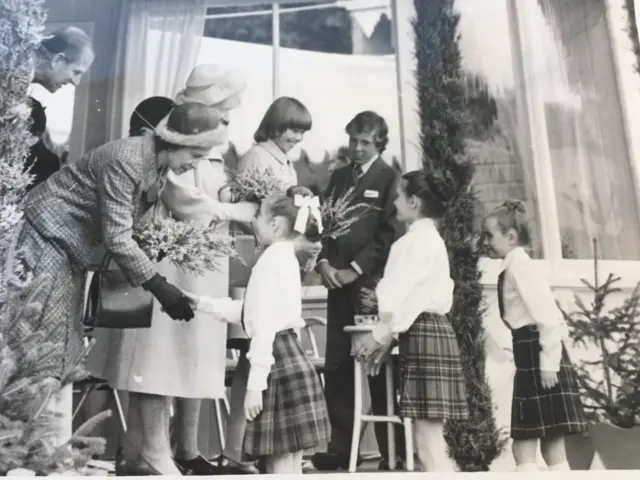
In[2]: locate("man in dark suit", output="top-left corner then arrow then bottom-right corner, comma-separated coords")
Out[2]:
25,27 -> 94,191
311,111 -> 405,471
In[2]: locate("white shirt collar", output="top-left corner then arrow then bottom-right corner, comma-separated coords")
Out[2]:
357,155 -> 378,175
408,217 -> 437,233
258,239 -> 295,261
499,246 -> 528,273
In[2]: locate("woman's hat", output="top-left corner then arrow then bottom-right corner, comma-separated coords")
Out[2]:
154,102 -> 227,149
175,64 -> 247,111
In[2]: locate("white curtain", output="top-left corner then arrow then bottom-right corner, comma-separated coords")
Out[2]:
106,0 -> 207,140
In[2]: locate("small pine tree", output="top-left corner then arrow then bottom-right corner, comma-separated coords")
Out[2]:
0,0 -> 109,474
413,0 -> 507,471
561,241 -> 640,428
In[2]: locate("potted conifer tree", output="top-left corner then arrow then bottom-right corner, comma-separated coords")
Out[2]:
562,240 -> 640,470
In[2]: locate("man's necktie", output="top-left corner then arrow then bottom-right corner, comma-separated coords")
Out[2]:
353,164 -> 364,183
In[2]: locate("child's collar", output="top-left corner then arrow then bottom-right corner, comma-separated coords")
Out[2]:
498,246 -> 527,273
408,217 -> 436,232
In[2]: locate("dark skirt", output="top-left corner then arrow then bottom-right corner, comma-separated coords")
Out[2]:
243,329 -> 330,457
12,221 -> 85,378
511,325 -> 587,440
397,312 -> 469,420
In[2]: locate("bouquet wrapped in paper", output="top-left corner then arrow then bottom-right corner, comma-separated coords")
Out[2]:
226,166 -> 287,204
132,217 -> 243,276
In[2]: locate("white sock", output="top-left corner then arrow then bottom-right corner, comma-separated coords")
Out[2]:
548,461 -> 570,471
516,463 -> 538,472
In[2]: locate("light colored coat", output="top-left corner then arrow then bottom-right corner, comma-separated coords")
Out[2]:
238,139 -> 298,187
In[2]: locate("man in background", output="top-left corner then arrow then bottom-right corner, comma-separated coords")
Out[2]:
25,26 -> 94,190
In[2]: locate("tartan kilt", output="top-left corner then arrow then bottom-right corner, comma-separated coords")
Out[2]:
243,329 -> 329,457
11,221 -> 85,379
397,312 -> 469,420
511,325 -> 587,440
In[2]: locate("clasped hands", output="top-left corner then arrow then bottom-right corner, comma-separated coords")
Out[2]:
318,262 -> 359,290
353,329 -> 396,377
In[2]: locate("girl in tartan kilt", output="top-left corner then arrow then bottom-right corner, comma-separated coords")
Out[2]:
186,186 -> 329,474
354,170 -> 468,472
483,200 -> 587,472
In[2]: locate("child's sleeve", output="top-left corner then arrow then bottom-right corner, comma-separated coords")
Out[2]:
245,263 -> 286,393
371,239 -> 452,342
197,296 -> 243,324
509,260 -> 564,372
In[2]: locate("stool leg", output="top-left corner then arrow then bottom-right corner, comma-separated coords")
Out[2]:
112,389 -> 127,433
403,418 -> 414,471
214,399 -> 226,451
349,359 -> 363,473
385,360 -> 396,470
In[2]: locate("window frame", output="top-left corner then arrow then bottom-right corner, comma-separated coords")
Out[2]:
204,0 -> 640,289
497,0 -> 640,289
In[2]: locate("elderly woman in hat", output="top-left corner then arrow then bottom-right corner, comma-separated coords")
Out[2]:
16,102 -> 221,460
114,65 -> 257,476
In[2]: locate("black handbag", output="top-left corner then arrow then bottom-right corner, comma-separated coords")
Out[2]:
84,253 -> 154,329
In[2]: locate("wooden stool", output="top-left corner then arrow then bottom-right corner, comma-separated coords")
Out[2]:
344,325 -> 414,473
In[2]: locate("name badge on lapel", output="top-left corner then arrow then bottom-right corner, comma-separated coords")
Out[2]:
364,189 -> 379,199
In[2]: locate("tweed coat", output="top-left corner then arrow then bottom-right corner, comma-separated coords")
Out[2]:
86,150 -> 256,398
19,135 -> 163,377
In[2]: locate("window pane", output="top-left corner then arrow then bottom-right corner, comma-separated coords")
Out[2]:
522,0 -> 640,260
457,0 -> 545,257
278,0 -> 403,192
199,3 -> 275,161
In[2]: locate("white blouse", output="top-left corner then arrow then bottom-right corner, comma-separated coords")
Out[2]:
196,241 -> 305,392
371,218 -> 454,342
499,247 -> 568,372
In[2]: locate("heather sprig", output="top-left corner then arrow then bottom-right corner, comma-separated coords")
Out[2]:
132,217 -> 243,276
311,187 -> 377,242
226,166 -> 287,203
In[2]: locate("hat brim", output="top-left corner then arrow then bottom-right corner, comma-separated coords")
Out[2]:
154,114 -> 226,150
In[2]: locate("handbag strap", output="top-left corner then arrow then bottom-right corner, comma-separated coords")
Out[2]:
98,252 -> 112,272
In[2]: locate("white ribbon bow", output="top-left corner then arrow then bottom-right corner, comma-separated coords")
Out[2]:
293,195 -> 323,235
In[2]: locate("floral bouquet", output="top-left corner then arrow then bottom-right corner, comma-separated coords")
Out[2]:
226,166 -> 287,204
309,187 -> 378,242
297,187 -> 377,274
132,217 -> 243,276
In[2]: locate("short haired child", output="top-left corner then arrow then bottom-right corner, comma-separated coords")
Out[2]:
354,170 -> 469,472
186,186 -> 329,474
483,200 -> 587,471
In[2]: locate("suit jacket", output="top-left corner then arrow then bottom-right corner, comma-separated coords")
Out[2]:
318,157 -> 402,277
23,97 -> 61,191
318,157 -> 403,366
23,135 -> 161,286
